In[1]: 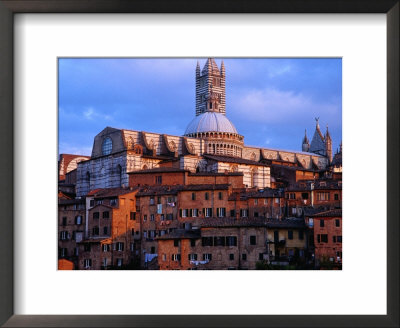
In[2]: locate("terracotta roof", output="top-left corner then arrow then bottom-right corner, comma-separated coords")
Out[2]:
189,172 -> 243,177
87,187 -> 138,198
156,229 -> 201,240
286,180 -> 342,191
128,167 -> 189,174
201,217 -> 305,229
136,184 -> 230,196
309,209 -> 342,218
204,154 -> 268,166
228,188 -> 283,200
58,198 -> 85,205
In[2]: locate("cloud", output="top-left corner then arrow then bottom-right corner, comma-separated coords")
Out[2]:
83,107 -> 112,121
230,87 -> 340,125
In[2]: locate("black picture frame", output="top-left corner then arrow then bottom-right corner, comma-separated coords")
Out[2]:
0,1 -> 398,327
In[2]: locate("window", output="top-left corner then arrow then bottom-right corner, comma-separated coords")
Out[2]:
89,200 -> 95,207
150,197 -> 155,205
301,193 -> 309,200
93,212 -> 99,219
174,240 -> 180,247
214,236 -> 226,246
333,236 -> 337,243
188,254 -> 198,261
116,242 -> 124,251
274,231 -> 279,243
84,259 -> 92,268
190,239 -> 196,247
84,243 -> 91,252
250,235 -> 256,245
289,193 -> 296,200
218,192 -> 223,200
240,209 -> 248,217
202,237 -> 213,246
166,213 -> 173,221
155,175 -> 162,184
103,226 -> 108,235
335,219 -> 340,227
254,198 -> 258,205
334,193 -> 339,201
203,253 -> 212,261
318,234 -> 328,243
157,196 -> 161,204
117,258 -> 123,267
110,198 -> 117,206
180,209 -> 188,218
103,258 -> 108,267
191,193 -> 196,200
217,208 -> 226,217
62,217 -> 67,226
102,211 -> 109,219
193,209 -> 198,217
254,212 -> 259,217
317,192 -> 330,201
226,236 -> 237,247
264,199 -> 268,205
102,137 -> 112,155
275,198 -> 279,204
150,214 -> 155,221
60,231 -> 69,240
150,246 -> 156,254
74,247 -> 79,256
75,216 -> 82,225
160,214 -> 165,221
92,226 -> 99,236
96,200 -> 103,205
102,244 -> 109,252
242,253 -> 247,261
143,215 -> 147,222
288,230 -> 293,240
320,220 -> 325,227
299,230 -> 304,240
143,231 -> 147,238
292,208 -> 297,214
229,254 -> 234,261
337,236 -> 342,243
162,254 -> 166,261
205,192 -> 209,200
230,209 -> 235,217
204,208 -> 212,217
172,254 -> 181,261
130,212 -> 136,220
259,253 -> 264,261
60,248 -> 67,257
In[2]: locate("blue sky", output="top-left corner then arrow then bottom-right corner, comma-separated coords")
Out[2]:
59,58 -> 342,156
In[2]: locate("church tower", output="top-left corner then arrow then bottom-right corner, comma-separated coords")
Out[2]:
195,58 -> 226,116
325,124 -> 333,163
302,129 -> 310,152
309,118 -> 326,156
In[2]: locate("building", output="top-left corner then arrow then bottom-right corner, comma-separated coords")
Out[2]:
157,217 -> 307,270
77,188 -> 139,270
305,209 -> 342,267
75,59 -> 331,197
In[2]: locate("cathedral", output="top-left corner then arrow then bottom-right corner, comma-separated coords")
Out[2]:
75,59 -> 335,197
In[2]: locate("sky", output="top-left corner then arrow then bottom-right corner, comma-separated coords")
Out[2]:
58,58 -> 342,156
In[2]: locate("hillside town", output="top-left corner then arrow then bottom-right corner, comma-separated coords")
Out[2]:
58,59 -> 342,270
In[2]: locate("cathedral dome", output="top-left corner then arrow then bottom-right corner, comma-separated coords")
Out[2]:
184,112 -> 238,135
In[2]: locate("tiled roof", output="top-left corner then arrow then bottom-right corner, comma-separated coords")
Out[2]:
201,217 -> 305,229
204,154 -> 268,167
156,229 -> 201,240
286,179 -> 342,191
58,198 -> 85,205
182,184 -> 230,191
136,184 -> 230,196
309,209 -> 342,217
189,172 -> 243,177
87,187 -> 138,198
128,167 -> 188,175
228,188 -> 283,200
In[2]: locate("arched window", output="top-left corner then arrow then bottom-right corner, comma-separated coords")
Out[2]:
102,137 -> 112,155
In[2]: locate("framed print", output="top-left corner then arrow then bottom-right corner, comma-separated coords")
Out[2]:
0,1 -> 398,327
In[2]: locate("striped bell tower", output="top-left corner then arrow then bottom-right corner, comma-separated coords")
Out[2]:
195,58 -> 226,116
